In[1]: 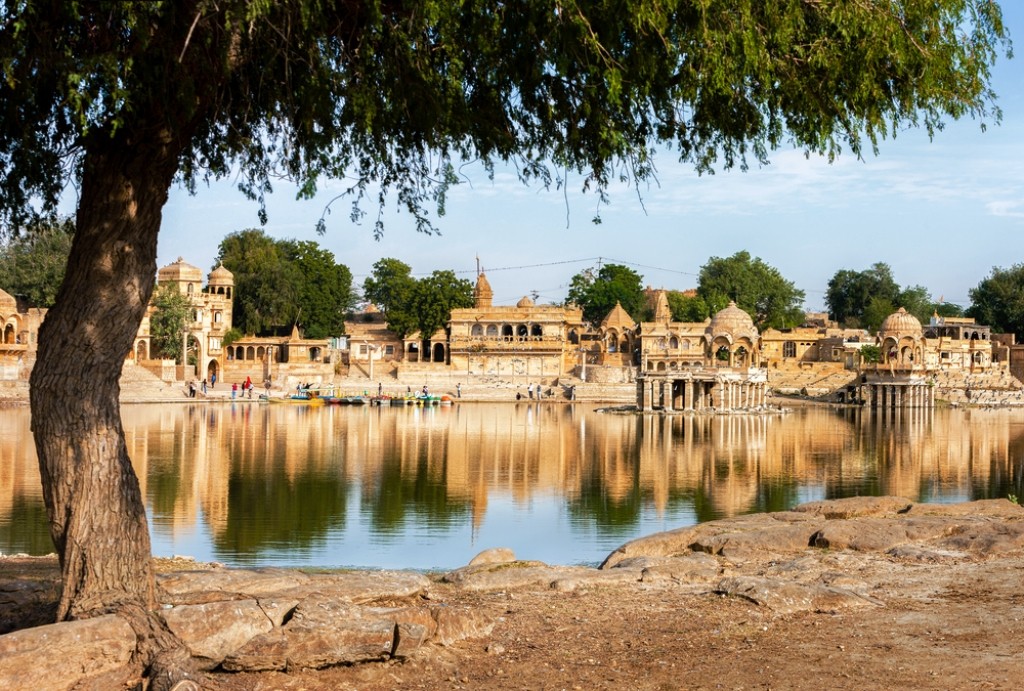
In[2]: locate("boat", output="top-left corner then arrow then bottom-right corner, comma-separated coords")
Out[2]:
267,387 -> 328,406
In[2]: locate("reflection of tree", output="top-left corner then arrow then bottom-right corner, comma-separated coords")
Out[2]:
363,451 -> 470,535
2,496 -> 54,555
216,461 -> 348,556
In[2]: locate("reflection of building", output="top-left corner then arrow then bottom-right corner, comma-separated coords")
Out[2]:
636,298 -> 768,412
447,271 -> 587,379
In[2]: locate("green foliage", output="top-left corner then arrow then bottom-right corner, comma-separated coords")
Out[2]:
826,263 -> 901,327
0,1 -> 1009,234
826,263 -> 948,329
666,292 -> 710,322
859,344 -> 882,364
222,328 -> 242,347
409,270 -> 475,340
216,229 -> 353,337
279,240 -> 355,338
0,217 -> 74,307
567,264 -> 645,325
968,264 -> 1024,340
363,261 -> 472,339
149,284 -> 193,363
362,258 -> 418,337
697,251 -> 805,330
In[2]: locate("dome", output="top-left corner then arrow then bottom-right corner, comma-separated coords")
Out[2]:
706,301 -> 758,341
208,263 -> 234,284
157,257 -> 203,283
0,287 -> 17,312
516,296 -> 535,308
878,307 -> 922,338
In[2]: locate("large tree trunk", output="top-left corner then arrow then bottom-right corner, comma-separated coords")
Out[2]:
29,127 -> 182,622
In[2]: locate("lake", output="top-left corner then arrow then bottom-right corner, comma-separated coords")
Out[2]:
2,402 -> 1022,570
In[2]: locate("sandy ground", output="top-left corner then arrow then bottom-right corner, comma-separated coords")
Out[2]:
3,549 -> 1023,691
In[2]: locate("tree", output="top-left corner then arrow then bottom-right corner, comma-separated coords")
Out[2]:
409,270 -> 475,342
363,258 -> 418,338
666,292 -> 711,323
216,230 -> 355,337
825,263 -> 948,329
968,264 -> 1024,340
148,284 -> 193,362
280,240 -> 355,338
697,251 -> 805,329
0,217 -> 74,307
567,264 -> 645,325
0,0 -> 1008,680
217,229 -> 300,335
826,263 -> 901,327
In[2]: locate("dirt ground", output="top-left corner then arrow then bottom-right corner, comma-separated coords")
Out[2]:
3,553 -> 1023,690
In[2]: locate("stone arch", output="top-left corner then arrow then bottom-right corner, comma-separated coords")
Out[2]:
516,324 -> 528,340
3,322 -> 14,344
531,324 -> 543,339
135,340 -> 148,361
257,346 -> 265,360
246,345 -> 255,360
485,324 -> 497,337
501,324 -> 514,340
432,341 -> 446,363
309,346 -> 322,362
669,336 -> 679,349
207,359 -> 219,383
187,282 -> 194,294
471,324 -> 483,337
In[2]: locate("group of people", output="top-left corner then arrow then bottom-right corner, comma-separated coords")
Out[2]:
233,376 -> 254,399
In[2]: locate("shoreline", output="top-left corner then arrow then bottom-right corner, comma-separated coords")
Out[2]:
3,496 -> 1023,690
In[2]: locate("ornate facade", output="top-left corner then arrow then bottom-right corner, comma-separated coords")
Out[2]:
447,272 -> 586,379
133,258 -> 234,383
0,288 -> 44,383
636,297 -> 768,412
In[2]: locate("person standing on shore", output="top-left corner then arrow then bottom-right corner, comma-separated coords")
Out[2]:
456,382 -> 462,398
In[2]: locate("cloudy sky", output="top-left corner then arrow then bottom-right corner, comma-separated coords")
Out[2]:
148,6 -> 1023,313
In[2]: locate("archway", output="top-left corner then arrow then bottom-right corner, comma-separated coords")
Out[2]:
432,342 -> 446,363
135,340 -> 148,361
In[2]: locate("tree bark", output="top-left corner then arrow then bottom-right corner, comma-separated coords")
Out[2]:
29,126 -> 182,622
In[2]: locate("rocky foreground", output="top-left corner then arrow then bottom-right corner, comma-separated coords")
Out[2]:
2,496 -> 1024,690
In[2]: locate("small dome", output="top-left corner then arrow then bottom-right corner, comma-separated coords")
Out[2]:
0,287 -> 17,312
158,257 -> 203,283
878,307 -> 922,338
516,296 -> 535,308
208,263 -> 234,284
706,301 -> 757,341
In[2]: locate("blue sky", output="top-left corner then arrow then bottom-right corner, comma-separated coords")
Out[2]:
148,7 -> 1023,313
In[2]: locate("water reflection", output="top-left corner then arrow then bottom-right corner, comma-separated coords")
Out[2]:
1,403 -> 1023,569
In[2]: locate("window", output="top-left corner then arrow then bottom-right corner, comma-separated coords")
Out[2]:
783,342 -> 796,358
384,345 -> 394,355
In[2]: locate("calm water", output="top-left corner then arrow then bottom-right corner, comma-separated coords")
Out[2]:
2,402 -> 1023,570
